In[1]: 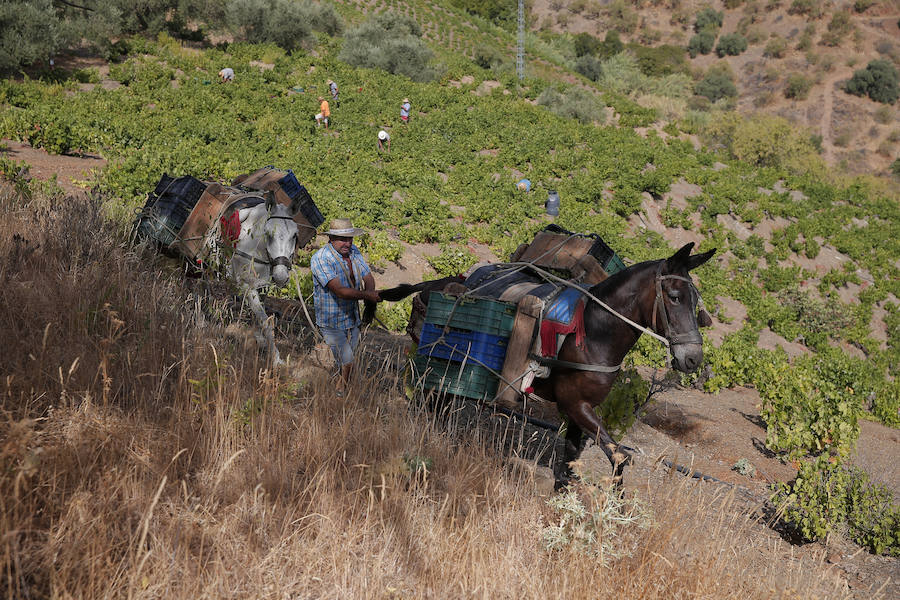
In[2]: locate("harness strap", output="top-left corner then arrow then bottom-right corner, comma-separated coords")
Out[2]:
529,354 -> 622,373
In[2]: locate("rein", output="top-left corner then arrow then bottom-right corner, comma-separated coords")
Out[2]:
652,263 -> 704,347
232,213 -> 296,269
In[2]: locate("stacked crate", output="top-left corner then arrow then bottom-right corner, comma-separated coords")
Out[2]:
413,292 -> 516,400
232,166 -> 325,248
135,174 -> 208,247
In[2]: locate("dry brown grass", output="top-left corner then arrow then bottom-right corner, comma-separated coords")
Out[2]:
1,185 -> 850,599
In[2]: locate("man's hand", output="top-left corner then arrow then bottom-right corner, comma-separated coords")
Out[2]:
363,290 -> 381,303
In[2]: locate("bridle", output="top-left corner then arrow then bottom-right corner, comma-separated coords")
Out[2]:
652,262 -> 703,347
232,211 -> 296,270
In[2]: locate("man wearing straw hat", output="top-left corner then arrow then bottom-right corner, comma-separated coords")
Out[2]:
399,97 -> 411,123
310,218 -> 381,394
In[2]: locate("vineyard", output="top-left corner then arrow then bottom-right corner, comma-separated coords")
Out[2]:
1,0 -> 899,594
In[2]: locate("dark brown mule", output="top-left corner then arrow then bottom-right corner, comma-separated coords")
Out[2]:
374,243 -> 715,486
530,242 -> 714,485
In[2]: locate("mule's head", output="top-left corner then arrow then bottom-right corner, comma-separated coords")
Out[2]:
655,242 -> 715,373
263,193 -> 299,287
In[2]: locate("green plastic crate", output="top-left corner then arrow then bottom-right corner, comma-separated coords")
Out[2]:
412,354 -> 499,400
425,292 -> 516,338
603,252 -> 627,275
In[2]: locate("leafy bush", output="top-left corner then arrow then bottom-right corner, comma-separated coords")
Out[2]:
775,457 -> 899,555
715,33 -> 748,57
630,44 -> 689,77
759,358 -> 861,459
536,86 -> 605,124
474,45 -> 504,70
785,73 -> 813,99
574,55 -> 603,81
845,59 -> 900,105
426,244 -> 477,277
574,32 -> 601,57
338,12 -> 437,82
224,0 -> 342,51
788,0 -> 824,18
694,8 -> 723,33
688,31 -> 716,58
764,36 -> 788,59
820,11 -> 853,47
694,70 -> 737,102
598,30 -> 624,59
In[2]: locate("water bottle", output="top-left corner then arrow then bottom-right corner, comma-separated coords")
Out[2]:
545,190 -> 560,216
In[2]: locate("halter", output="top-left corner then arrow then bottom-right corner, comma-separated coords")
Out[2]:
233,212 -> 296,269
651,262 -> 703,347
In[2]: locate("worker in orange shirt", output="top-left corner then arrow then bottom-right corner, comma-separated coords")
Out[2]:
315,96 -> 330,128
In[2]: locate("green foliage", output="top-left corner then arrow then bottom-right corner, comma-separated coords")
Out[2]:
785,73 -> 813,100
426,244 -> 477,277
574,32 -> 601,58
688,31 -> 716,58
845,60 -> 900,105
598,30 -> 624,60
715,33 -> 748,57
775,457 -> 899,556
630,44 -> 689,77
596,368 -> 647,440
759,358 -> 861,459
574,55 -> 603,82
764,36 -> 788,59
702,329 -> 783,393
0,0 -> 72,74
694,70 -> 737,102
474,45 -> 504,70
338,12 -> 437,82
788,0 -> 824,18
536,86 -> 605,124
224,0 -> 342,51
694,8 -> 724,33
821,11 -> 853,47
360,231 -> 403,268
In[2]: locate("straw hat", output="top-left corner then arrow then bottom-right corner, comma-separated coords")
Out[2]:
318,96 -> 324,101
325,218 -> 365,237
402,97 -> 409,103
378,130 -> 388,140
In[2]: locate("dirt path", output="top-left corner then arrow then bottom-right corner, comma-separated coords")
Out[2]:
1,139 -> 106,195
819,71 -> 843,165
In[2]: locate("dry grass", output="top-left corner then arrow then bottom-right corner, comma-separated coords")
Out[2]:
1,185 -> 851,599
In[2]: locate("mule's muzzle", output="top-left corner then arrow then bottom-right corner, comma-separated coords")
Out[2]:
271,258 -> 291,287
670,342 -> 703,373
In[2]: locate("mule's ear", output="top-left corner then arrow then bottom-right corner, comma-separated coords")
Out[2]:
687,248 -> 716,271
288,193 -> 303,217
665,242 -> 695,271
264,191 -> 277,212
697,309 -> 713,328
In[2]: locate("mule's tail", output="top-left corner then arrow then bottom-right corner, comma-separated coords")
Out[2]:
362,276 -> 464,325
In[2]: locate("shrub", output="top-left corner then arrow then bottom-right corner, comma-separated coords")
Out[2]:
426,244 -> 477,277
788,0 -> 824,18
820,11 -> 853,47
574,54 -> 603,81
785,73 -> 813,99
224,0 -> 342,51
775,457 -> 899,555
474,45 -> 504,70
631,44 -> 689,77
0,0 -> 73,74
694,8 -> 723,33
764,36 -> 788,59
695,70 -> 737,102
715,33 -> 748,57
536,86 -> 605,124
338,12 -> 437,82
688,31 -> 716,58
892,158 -> 900,177
574,32 -> 601,57
845,59 -> 900,104
853,0 -> 876,12
598,30 -> 624,59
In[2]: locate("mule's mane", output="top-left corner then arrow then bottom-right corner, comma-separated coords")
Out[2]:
586,258 -> 663,298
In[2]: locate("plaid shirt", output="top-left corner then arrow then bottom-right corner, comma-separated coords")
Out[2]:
310,242 -> 372,329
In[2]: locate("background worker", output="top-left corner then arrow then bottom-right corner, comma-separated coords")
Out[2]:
377,129 -> 391,153
328,79 -> 339,107
400,97 -> 411,123
310,218 -> 381,394
315,96 -> 330,128
218,67 -> 234,82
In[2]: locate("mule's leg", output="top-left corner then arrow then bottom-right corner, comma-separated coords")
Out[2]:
245,288 -> 282,365
554,422 -> 584,490
565,400 -> 633,483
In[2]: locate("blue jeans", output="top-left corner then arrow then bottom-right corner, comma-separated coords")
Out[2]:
320,326 -> 360,367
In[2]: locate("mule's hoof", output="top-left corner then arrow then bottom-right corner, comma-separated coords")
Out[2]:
613,449 -> 633,467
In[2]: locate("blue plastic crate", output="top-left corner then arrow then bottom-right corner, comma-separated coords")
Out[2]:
417,323 -> 508,370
